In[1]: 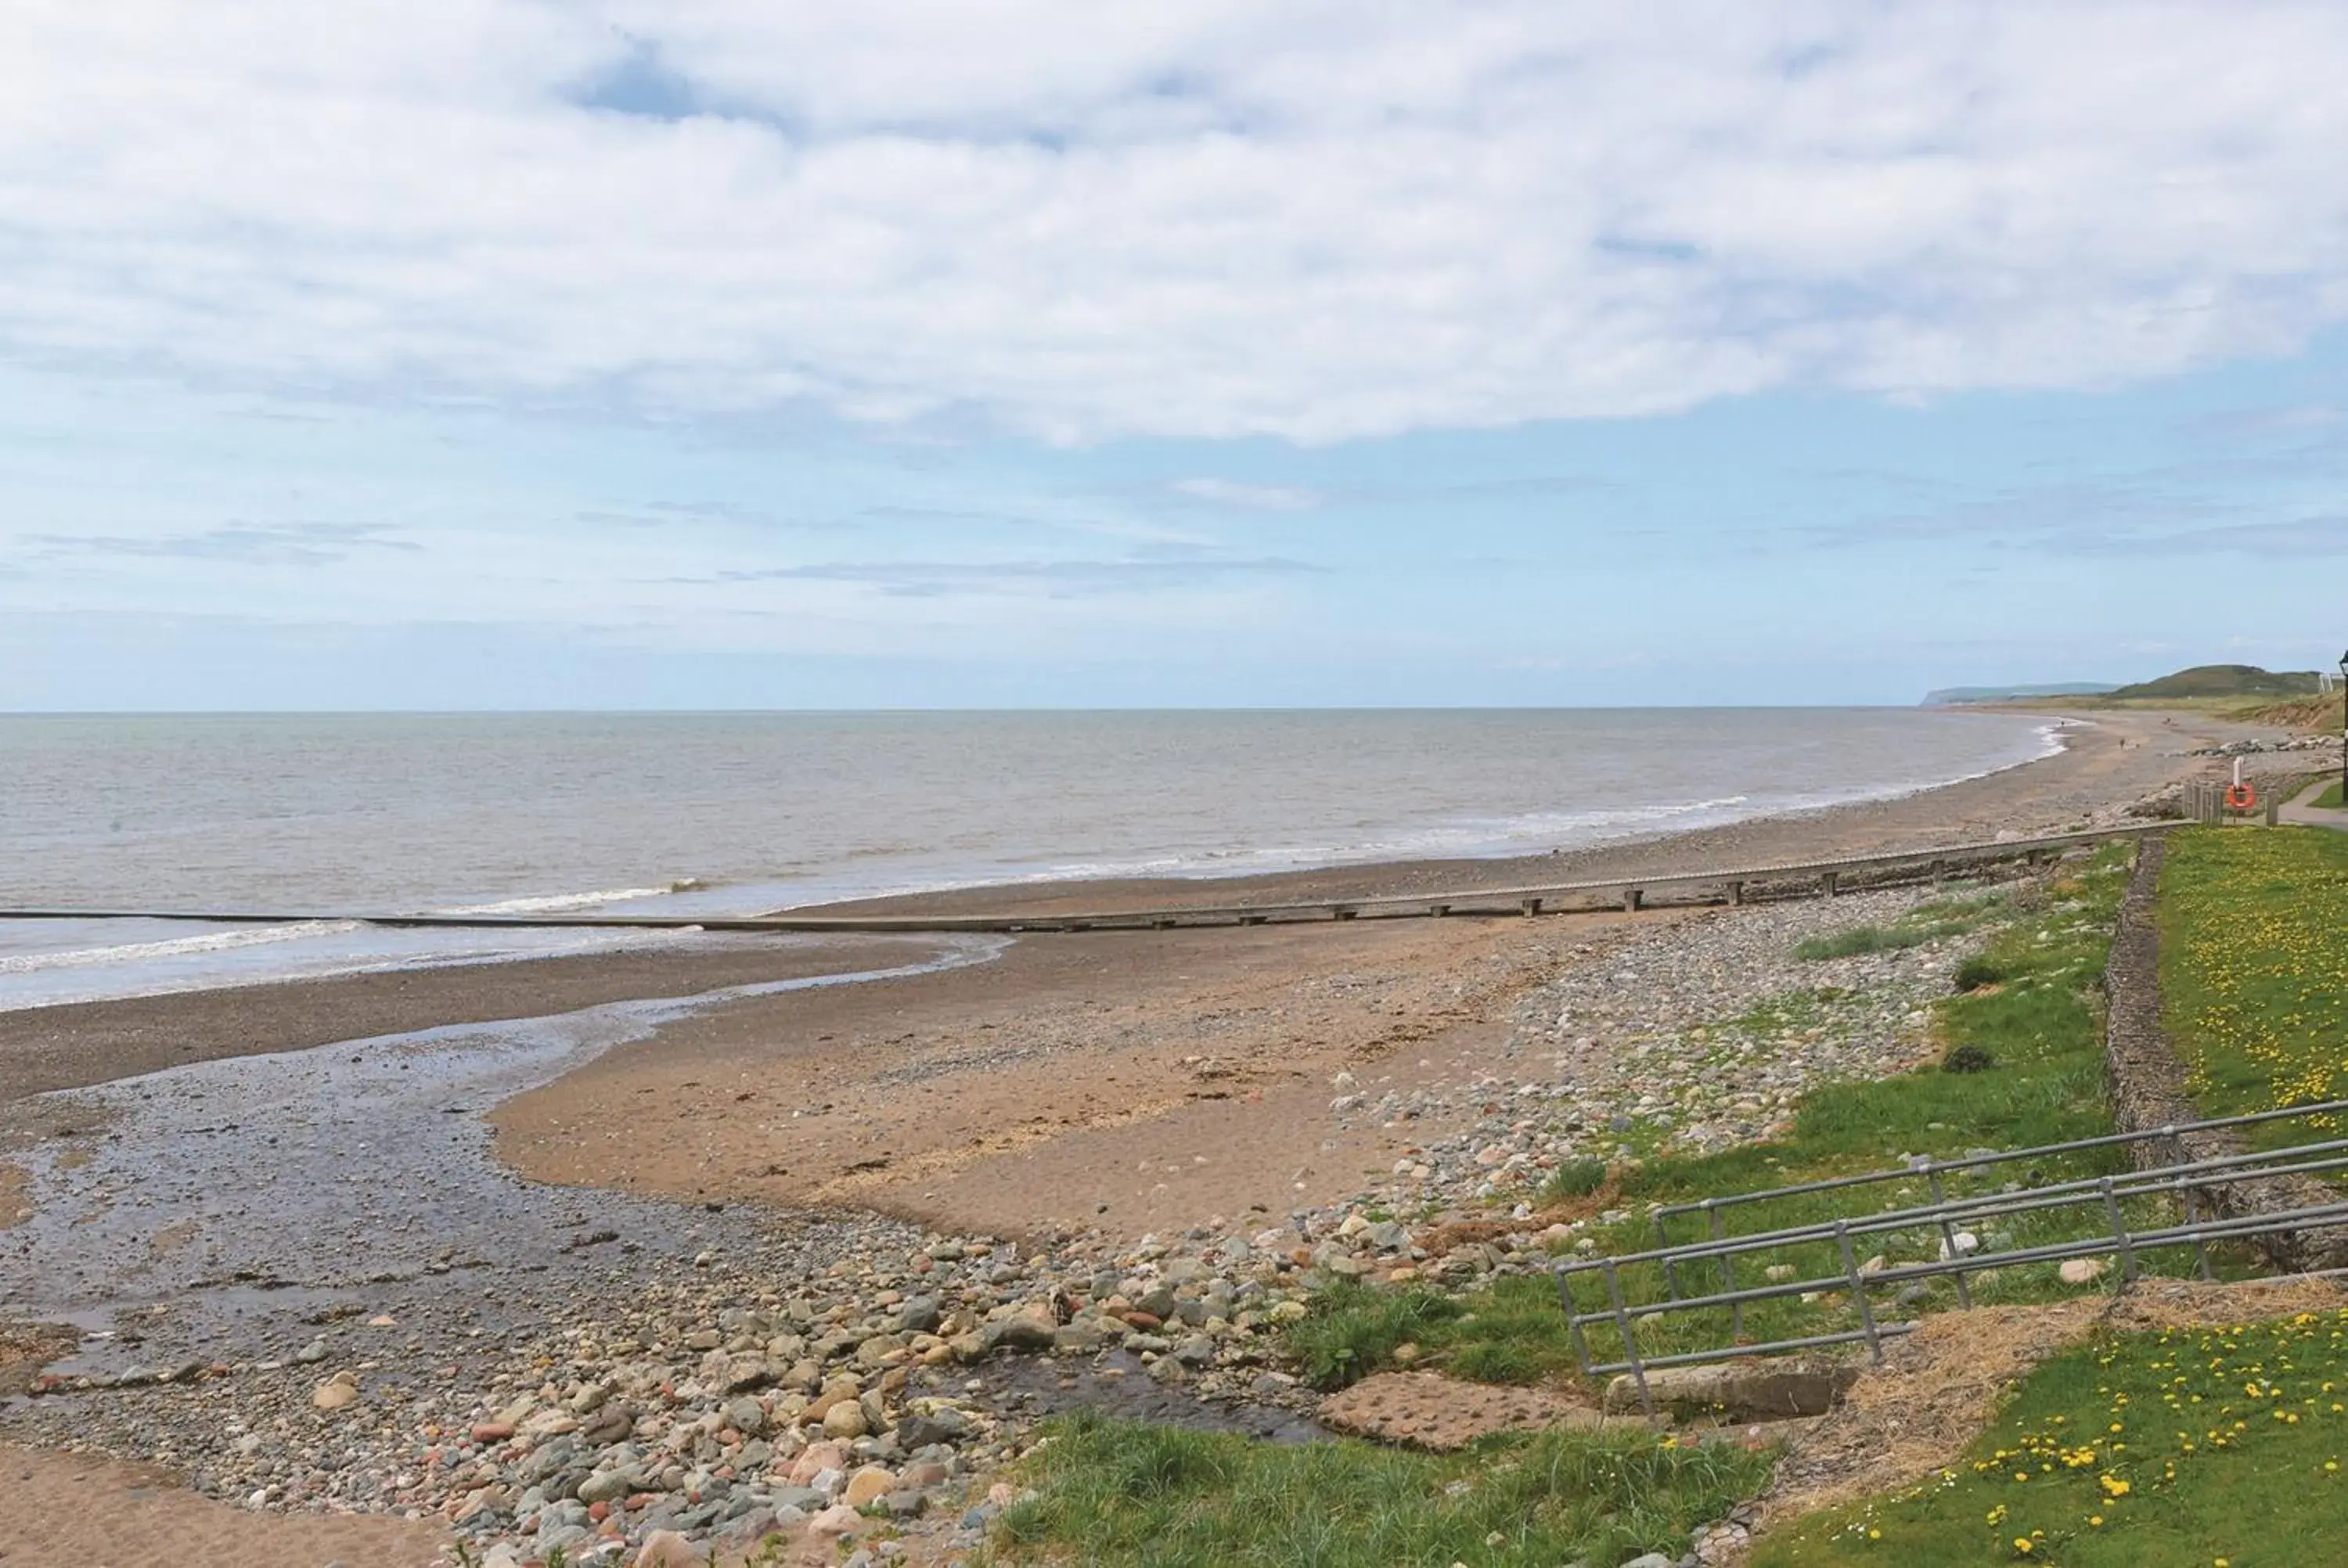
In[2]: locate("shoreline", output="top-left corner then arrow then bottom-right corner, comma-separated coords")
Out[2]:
792,707 -> 2208,919
0,701 -> 2296,1567
0,706 -> 2267,1121
744,706 -> 2070,914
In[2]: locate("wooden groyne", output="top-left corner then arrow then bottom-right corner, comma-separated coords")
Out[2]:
0,822 -> 2170,937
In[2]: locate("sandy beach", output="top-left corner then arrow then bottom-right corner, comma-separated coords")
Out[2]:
0,704 -> 2299,1565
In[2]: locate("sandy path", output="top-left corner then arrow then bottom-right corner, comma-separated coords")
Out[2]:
0,1442 -> 446,1567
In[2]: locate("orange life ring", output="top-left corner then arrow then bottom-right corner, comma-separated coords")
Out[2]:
2226,782 -> 2256,810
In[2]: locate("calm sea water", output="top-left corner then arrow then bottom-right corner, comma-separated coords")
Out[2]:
0,709 -> 2056,1007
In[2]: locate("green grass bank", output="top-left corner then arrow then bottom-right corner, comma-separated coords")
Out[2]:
2158,826 -> 2348,1145
1749,1308 -> 2348,1566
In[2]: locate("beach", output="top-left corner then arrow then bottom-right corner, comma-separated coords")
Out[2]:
0,704 -> 2300,1565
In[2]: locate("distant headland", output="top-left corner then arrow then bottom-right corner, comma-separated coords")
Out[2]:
1926,663 -> 2327,708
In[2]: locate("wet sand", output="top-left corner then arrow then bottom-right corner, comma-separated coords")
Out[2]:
0,933 -> 950,1106
492,911 -> 1644,1240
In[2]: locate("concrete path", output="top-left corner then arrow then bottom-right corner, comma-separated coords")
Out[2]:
2279,775 -> 2348,829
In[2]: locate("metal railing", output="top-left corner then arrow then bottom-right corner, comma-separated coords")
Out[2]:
1644,1097 -> 2348,1264
1556,1100 -> 2348,1417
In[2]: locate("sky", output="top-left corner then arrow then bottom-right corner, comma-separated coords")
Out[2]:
4,2 -> 2347,710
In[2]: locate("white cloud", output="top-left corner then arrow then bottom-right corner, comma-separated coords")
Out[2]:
1171,478 -> 1323,512
5,2 -> 2348,441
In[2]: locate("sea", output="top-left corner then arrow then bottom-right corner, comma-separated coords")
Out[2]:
0,708 -> 2060,1010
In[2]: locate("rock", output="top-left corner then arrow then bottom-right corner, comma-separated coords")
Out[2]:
578,1468 -> 643,1506
312,1372 -> 359,1411
898,1407 -> 970,1450
842,1466 -> 896,1509
807,1503 -> 864,1539
788,1440 -> 850,1485
979,1315 -> 1057,1355
536,1526 -> 594,1559
1053,1321 -> 1107,1354
1619,1555 -> 1675,1568
579,1405 -> 633,1445
633,1529 -> 705,1566
823,1401 -> 870,1440
2059,1257 -> 2107,1285
1601,1358 -> 1856,1421
806,1376 -> 862,1418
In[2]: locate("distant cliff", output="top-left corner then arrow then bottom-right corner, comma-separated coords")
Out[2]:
1922,682 -> 2117,706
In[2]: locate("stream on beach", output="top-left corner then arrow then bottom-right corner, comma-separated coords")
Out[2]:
2,930 -> 1321,1452
5,940 -> 1000,1371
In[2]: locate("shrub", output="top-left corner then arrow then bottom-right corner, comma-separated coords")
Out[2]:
1940,1044 -> 1995,1074
1542,1157 -> 1609,1204
1954,955 -> 2005,992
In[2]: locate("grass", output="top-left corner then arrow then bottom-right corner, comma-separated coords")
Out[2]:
1440,1274 -> 1589,1385
2307,780 -> 2344,811
2159,826 -> 2348,1149
1795,924 -> 1940,961
989,1408 -> 1777,1568
1281,1277 -> 1463,1390
1281,1274 -> 1590,1391
1626,853 -> 2129,1215
1540,1156 -> 1609,1203
1284,851 -> 2169,1388
1792,897 -> 2004,962
1561,850 -> 2230,1365
1748,1307 -> 2348,1566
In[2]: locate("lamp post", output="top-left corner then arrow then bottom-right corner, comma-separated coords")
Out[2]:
2339,651 -> 2347,803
